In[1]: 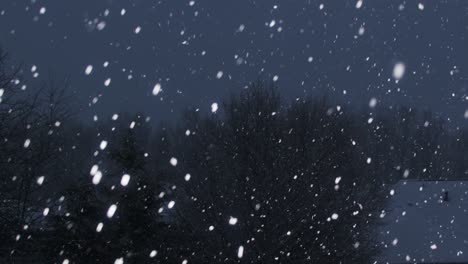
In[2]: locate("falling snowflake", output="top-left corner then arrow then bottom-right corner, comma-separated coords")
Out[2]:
229,216 -> 238,225
184,173 -> 191,181
24,139 -> 31,148
90,165 -> 99,175
168,201 -> 175,209
355,0 -> 363,9
392,62 -> 405,80
237,245 -> 244,258
36,176 -> 45,185
211,102 -> 219,113
152,83 -> 162,95
99,140 -> 108,150
269,20 -> 276,28
369,98 -> 377,108
107,204 -> 117,218
120,174 -> 130,186
92,170 -> 103,185
85,65 -> 93,75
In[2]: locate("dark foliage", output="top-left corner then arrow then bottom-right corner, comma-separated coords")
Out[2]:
0,53 -> 466,263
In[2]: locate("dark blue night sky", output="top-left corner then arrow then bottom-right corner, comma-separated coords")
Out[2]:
0,0 -> 467,126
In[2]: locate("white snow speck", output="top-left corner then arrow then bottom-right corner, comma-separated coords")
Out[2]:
392,238 -> 398,246
430,244 -> 437,250
319,3 -> 324,10
216,71 -> 223,79
152,83 -> 162,95
134,26 -> 141,34
269,20 -> 276,28
418,3 -> 424,10
120,174 -> 130,186
92,170 -> 103,185
184,173 -> 191,181
85,65 -> 93,75
366,157 -> 372,164
237,245 -> 244,258
104,78 -> 111,87
107,204 -> 117,218
36,176 -> 45,185
369,98 -> 377,108
96,222 -> 104,232
168,200 -> 175,209
464,110 -> 468,119
24,139 -> 31,148
43,208 -> 49,216
403,169 -> 410,178
149,250 -> 157,258
229,216 -> 238,225
90,165 -> 99,175
211,102 -> 219,113
273,75 -> 279,82
97,21 -> 106,31
331,213 -> 339,220
114,257 -> 124,264
209,225 -> 214,231
392,62 -> 406,80
62,260 -> 69,264
99,140 -> 108,150
170,157 -> 178,166
39,7 -> 46,14
356,0 -> 363,9
358,26 -> 365,36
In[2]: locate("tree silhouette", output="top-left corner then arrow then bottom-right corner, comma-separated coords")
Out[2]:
0,48 -> 467,263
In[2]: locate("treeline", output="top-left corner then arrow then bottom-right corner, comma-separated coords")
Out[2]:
0,50 -> 467,263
